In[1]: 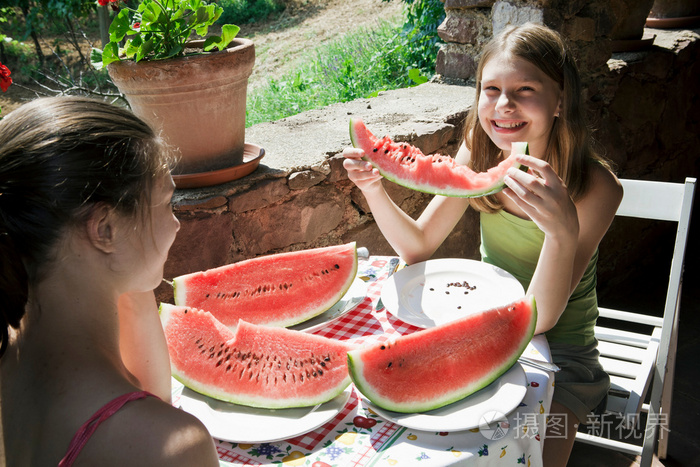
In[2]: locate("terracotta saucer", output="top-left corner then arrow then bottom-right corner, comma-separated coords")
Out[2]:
173,143 -> 265,189
646,16 -> 700,29
611,36 -> 655,53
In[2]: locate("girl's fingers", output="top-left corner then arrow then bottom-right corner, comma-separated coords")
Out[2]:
342,147 -> 365,159
343,158 -> 373,172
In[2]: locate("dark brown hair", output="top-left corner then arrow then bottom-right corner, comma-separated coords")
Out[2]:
0,96 -> 173,356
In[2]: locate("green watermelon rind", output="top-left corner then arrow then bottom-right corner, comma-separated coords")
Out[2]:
349,119 -> 529,198
159,304 -> 354,409
171,243 -> 359,329
347,295 -> 537,413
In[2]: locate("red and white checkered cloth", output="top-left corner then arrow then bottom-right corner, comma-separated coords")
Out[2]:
215,257 -> 420,463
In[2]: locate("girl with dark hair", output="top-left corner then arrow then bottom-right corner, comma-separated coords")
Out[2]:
343,23 -> 623,465
0,96 -> 219,466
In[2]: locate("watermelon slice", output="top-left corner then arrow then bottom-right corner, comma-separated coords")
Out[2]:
347,295 -> 536,413
349,118 -> 528,197
160,304 -> 355,408
173,242 -> 358,329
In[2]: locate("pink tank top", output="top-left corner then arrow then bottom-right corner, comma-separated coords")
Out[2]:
58,391 -> 159,466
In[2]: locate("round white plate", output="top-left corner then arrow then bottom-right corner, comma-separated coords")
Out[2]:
365,363 -> 527,432
289,277 -> 368,333
380,258 -> 525,328
177,386 -> 352,443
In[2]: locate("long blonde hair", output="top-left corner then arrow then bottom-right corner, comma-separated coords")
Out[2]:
464,23 -> 612,213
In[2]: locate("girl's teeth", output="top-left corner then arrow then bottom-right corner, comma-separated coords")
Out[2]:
496,121 -> 524,129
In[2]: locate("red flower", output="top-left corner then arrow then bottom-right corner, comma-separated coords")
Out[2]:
0,62 -> 12,93
97,0 -> 109,5
133,22 -> 141,29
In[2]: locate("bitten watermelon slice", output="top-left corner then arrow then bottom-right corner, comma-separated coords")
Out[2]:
349,118 -> 528,197
160,304 -> 355,409
173,242 -> 358,329
347,295 -> 536,413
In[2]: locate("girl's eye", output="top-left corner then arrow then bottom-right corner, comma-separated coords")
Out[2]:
483,85 -> 500,92
519,86 -> 535,92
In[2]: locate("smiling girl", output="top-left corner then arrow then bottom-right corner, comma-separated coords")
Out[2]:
343,23 -> 623,465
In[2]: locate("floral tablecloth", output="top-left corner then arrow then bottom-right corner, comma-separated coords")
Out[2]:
172,257 -> 555,466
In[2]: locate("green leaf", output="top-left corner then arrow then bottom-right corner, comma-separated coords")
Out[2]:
202,36 -> 220,52
100,42 -> 121,67
136,37 -> 155,62
141,2 -> 162,25
90,48 -> 105,70
220,24 -> 240,46
109,9 -> 132,42
408,68 -> 428,85
161,44 -> 184,60
123,34 -> 143,59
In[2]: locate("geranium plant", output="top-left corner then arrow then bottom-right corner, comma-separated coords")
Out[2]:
92,0 -> 240,69
0,61 -> 12,117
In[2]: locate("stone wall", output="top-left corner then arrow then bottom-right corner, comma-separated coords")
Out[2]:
156,25 -> 699,306
436,0 -> 618,84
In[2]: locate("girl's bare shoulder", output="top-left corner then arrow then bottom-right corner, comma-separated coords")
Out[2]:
79,394 -> 219,467
578,162 -> 623,217
588,162 -> 623,201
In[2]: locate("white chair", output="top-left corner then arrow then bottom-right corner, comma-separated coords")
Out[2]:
575,177 -> 696,466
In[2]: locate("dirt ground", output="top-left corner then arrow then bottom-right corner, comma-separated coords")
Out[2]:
0,0 -> 403,115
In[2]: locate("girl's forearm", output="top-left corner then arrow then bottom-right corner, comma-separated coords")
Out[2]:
362,187 -> 431,263
118,291 -> 173,403
528,235 -> 578,335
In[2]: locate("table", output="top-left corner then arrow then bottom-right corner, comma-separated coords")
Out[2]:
172,256 -> 555,466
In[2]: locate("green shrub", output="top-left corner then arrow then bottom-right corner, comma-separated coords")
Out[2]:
390,0 -> 445,74
245,17 -> 431,127
217,0 -> 285,25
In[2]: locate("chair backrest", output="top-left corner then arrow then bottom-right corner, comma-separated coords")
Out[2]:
616,178 -> 691,221
617,178 -> 695,323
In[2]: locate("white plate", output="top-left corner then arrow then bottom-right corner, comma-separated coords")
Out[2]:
178,386 -> 352,443
380,258 -> 525,328
289,277 -> 368,333
365,363 -> 527,432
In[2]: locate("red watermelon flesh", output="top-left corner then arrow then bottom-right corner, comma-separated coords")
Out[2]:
347,295 -> 536,413
160,304 -> 355,408
172,242 -> 358,329
349,118 -> 528,197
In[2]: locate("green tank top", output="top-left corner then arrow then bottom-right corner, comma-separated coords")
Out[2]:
479,210 -> 599,346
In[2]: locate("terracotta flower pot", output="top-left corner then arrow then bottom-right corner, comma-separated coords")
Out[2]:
646,0 -> 700,28
108,38 -> 255,176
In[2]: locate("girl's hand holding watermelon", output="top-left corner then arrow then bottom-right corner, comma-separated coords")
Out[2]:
342,22 -> 623,467
502,153 -> 580,244
342,147 -> 383,193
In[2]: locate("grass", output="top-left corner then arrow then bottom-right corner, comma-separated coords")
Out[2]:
245,16 -> 430,127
